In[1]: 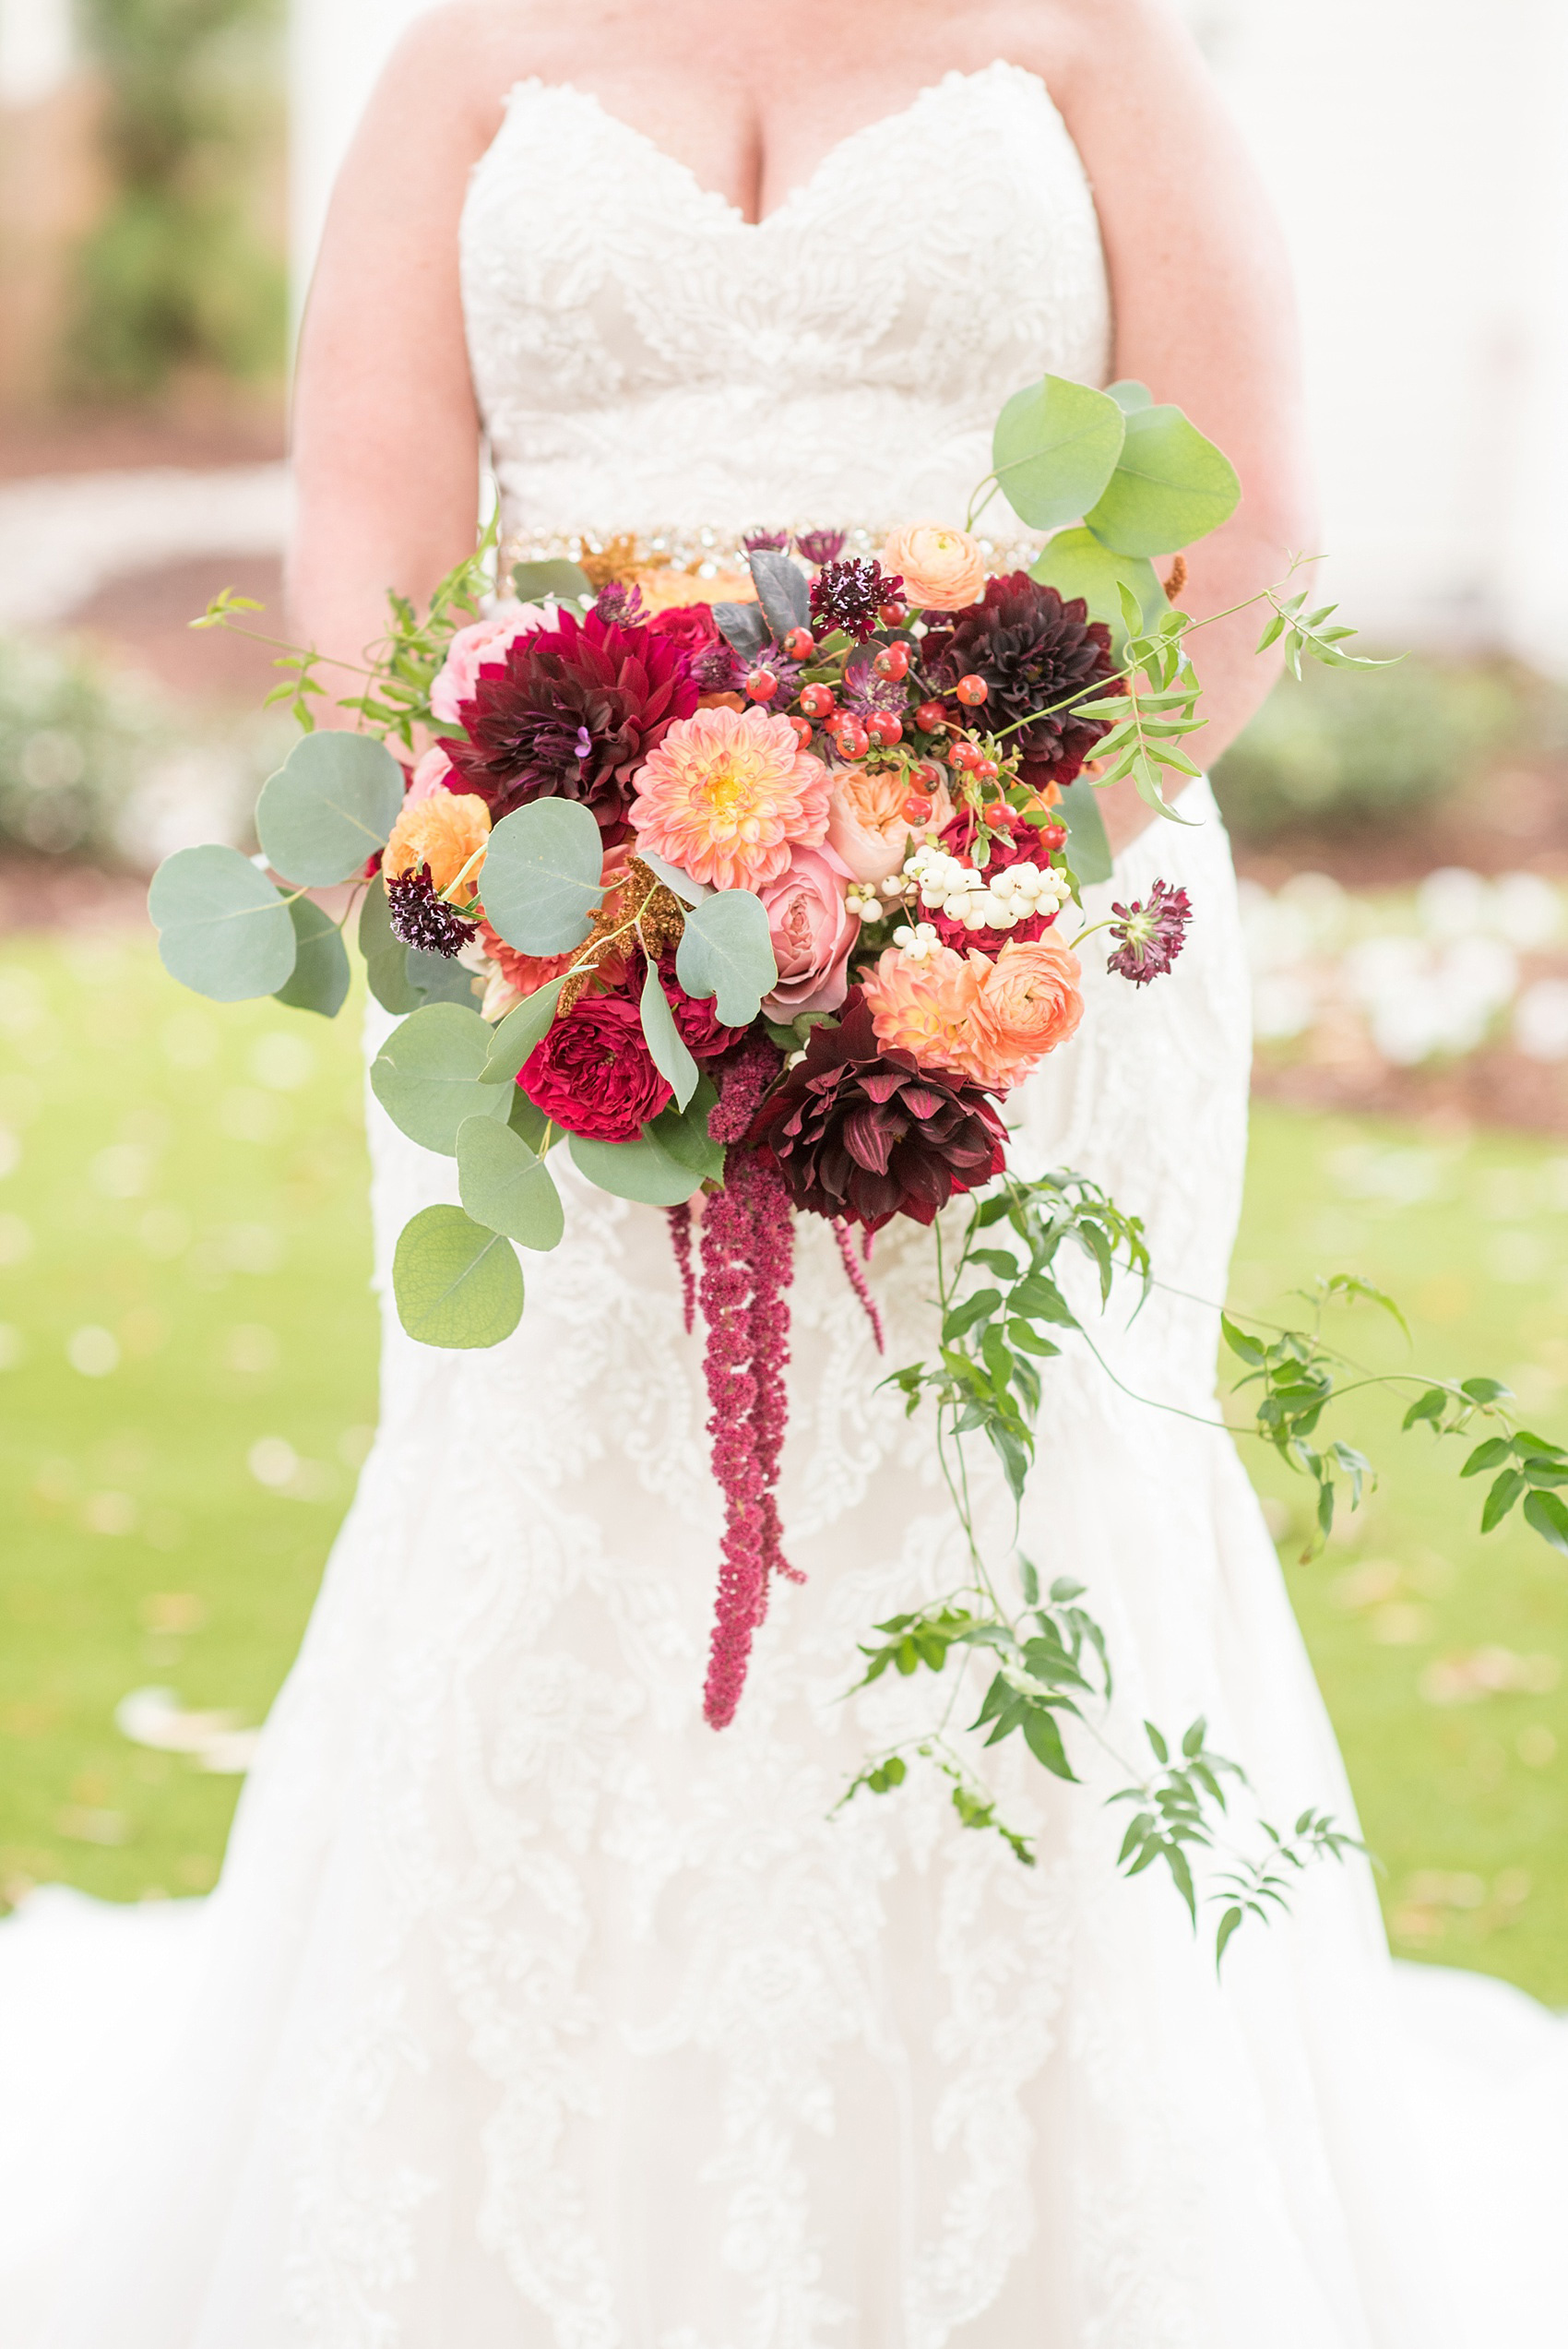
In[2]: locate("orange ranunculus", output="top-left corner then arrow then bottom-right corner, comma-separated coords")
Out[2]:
384,790 -> 492,902
962,936 -> 1084,1089
826,763 -> 956,886
880,522 -> 988,613
861,943 -> 990,1078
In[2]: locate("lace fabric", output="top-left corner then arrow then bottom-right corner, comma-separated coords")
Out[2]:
6,61 -> 1568,2349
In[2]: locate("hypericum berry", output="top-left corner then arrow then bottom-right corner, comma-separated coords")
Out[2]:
799,684 -> 837,720
1039,818 -> 1068,853
878,601 -> 909,627
914,699 -> 948,733
949,738 -> 983,772
746,667 -> 780,702
867,711 -> 903,747
783,626 -> 814,661
955,674 -> 989,707
830,716 -> 871,760
872,642 -> 910,683
787,715 -> 815,750
901,791 -> 933,823
911,758 -> 946,793
973,757 -> 1000,783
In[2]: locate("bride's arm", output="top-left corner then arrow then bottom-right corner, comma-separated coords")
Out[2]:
1044,0 -> 1314,852
287,14 -> 507,705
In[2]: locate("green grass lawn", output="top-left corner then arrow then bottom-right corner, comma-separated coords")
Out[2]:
2,929 -> 1566,1998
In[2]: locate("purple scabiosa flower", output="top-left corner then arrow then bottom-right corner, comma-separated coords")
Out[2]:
693,641 -> 745,694
386,864 -> 478,958
593,578 -> 647,626
1105,880 -> 1194,984
839,642 -> 908,717
795,528 -> 846,567
743,529 -> 790,554
809,558 -> 904,645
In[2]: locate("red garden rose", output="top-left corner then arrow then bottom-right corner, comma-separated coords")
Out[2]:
647,602 -> 721,657
519,992 -> 673,1142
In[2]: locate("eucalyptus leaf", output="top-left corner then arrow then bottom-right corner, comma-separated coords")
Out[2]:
370,1002 -> 511,1155
649,1081 -> 725,1181
713,601 -> 770,659
392,1204 -> 524,1349
481,799 -> 604,954
481,976 -> 567,1083
511,558 -> 593,605
508,1088 -> 549,1149
457,1115 -> 565,1251
1083,404 -> 1241,557
1055,775 -> 1113,888
1029,527 -> 1164,646
274,894 -> 350,1018
359,875 -> 421,1013
675,890 -> 778,1026
570,1129 -> 705,1207
639,962 -> 700,1110
1108,379 -> 1154,413
636,847 -> 709,903
747,547 -> 811,638
407,948 -> 480,1006
255,732 -> 406,886
148,844 -> 298,1002
991,375 -> 1125,531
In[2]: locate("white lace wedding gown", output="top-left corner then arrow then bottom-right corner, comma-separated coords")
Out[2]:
5,62 -> 1567,2349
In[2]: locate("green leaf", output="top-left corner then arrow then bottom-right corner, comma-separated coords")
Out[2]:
1461,1437 -> 1513,1478
508,1088 -> 549,1149
675,890 -> 778,1026
148,845 -> 298,1002
392,1204 -> 523,1349
1018,1555 -> 1040,1606
481,800 -> 604,954
1145,1721 -> 1170,1765
456,1115 -> 564,1251
255,732 -> 406,886
1215,1905 -> 1244,1969
481,977 -> 567,1083
359,875 -> 421,1013
1082,404 -> 1241,558
748,547 -> 812,638
991,375 -> 1126,531
1029,527 -> 1164,647
1108,379 -> 1153,413
569,1129 -> 705,1207
370,1002 -> 512,1155
409,948 -> 480,1006
639,962 -> 700,1109
511,559 -> 593,604
943,1288 -> 1003,1342
649,1082 -> 726,1181
1011,1274 -> 1077,1327
1523,1489 -> 1568,1556
1460,1376 -> 1513,1405
1053,774 -> 1112,888
1022,1705 -> 1076,1780
1481,1467 -> 1527,1532
1401,1387 -> 1448,1432
1220,1313 -> 1265,1366
273,894 -> 350,1017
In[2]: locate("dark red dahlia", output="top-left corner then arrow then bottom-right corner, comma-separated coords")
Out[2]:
809,558 -> 904,645
930,807 -> 1061,960
748,995 -> 1007,1233
518,992 -> 672,1142
921,573 -> 1117,792
445,608 -> 699,839
1105,879 -> 1194,984
386,864 -> 477,958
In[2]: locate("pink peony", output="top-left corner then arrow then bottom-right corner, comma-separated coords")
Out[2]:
756,843 -> 861,1019
429,602 -> 552,725
405,743 -> 459,803
826,763 -> 956,886
630,704 -> 832,893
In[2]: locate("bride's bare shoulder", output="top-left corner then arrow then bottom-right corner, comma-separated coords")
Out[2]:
362,0 -> 546,151
1023,0 -> 1210,91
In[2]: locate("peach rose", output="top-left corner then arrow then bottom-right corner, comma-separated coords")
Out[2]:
429,602 -> 552,724
963,937 -> 1084,1090
880,523 -> 987,613
826,763 -> 956,886
384,790 -> 492,902
861,943 -> 989,1077
757,844 -> 860,1019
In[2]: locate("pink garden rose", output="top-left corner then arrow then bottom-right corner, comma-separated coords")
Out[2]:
405,744 -> 459,802
429,602 -> 552,725
826,763 -> 956,886
757,843 -> 860,1019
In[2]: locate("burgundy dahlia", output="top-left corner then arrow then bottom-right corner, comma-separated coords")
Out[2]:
1105,879 -> 1194,985
921,573 -> 1117,792
930,808 -> 1061,960
445,607 -> 699,838
749,996 -> 1007,1233
518,992 -> 672,1141
385,864 -> 477,958
795,529 -> 846,567
809,558 -> 903,645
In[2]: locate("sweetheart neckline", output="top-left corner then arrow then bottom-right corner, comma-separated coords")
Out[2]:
493,60 -> 1060,233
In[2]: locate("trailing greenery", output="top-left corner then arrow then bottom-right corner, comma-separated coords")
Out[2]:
68,0 -> 285,398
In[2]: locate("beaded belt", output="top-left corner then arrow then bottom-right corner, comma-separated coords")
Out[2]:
498,522 -> 1049,599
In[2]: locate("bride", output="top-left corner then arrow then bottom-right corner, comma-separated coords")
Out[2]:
6,2 -> 1568,2343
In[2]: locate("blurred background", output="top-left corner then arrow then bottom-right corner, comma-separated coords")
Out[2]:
2,0 -> 1567,1997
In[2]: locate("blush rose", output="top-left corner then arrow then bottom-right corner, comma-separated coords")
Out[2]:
756,844 -> 861,1019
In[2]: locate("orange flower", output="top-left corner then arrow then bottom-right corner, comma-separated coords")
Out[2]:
861,944 -> 989,1077
826,763 -> 956,886
384,790 -> 491,902
636,566 -> 754,614
963,937 -> 1084,1088
630,704 -> 833,892
880,522 -> 987,613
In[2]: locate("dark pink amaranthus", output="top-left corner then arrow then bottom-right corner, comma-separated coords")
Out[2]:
699,1038 -> 797,1729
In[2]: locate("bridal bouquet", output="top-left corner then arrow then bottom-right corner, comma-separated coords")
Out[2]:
152,376 -> 1562,1951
